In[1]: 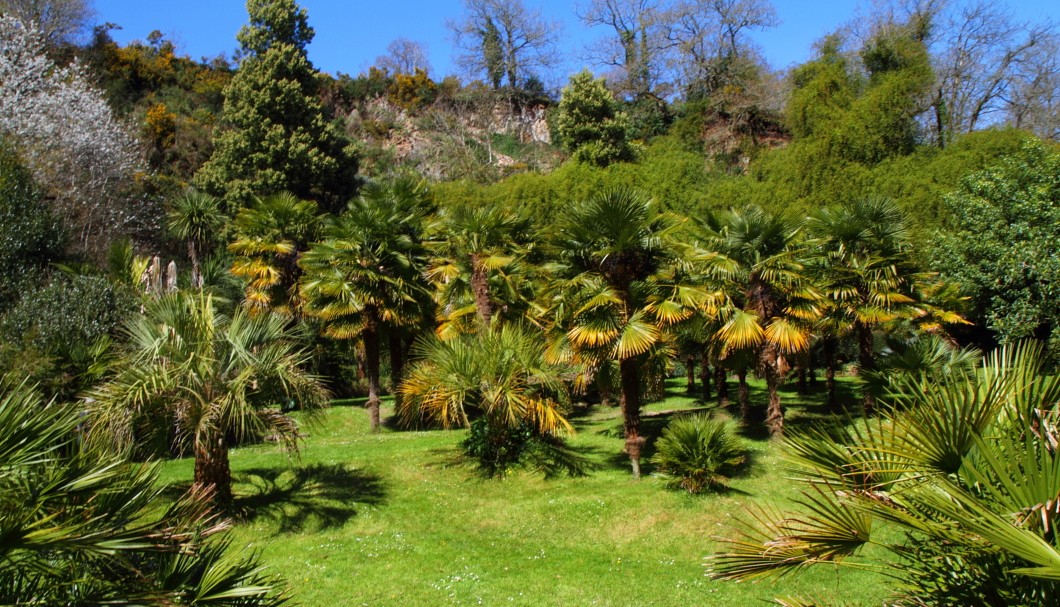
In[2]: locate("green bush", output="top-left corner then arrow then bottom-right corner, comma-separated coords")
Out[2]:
651,414 -> 745,493
462,418 -> 590,479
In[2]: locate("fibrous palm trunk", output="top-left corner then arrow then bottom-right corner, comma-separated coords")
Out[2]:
716,366 -> 729,407
699,350 -> 712,400
737,368 -> 751,422
619,355 -> 644,479
824,335 -> 839,412
762,343 -> 784,438
364,310 -> 382,433
469,253 -> 492,328
685,354 -> 696,394
855,321 -> 877,416
194,429 -> 232,510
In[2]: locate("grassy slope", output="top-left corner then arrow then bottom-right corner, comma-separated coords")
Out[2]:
158,378 -> 891,607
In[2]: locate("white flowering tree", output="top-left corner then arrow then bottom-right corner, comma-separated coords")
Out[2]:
0,15 -> 151,258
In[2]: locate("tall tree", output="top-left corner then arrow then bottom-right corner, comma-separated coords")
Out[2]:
89,291 -> 330,510
228,192 -> 321,317
806,198 -> 921,414
375,37 -> 432,76
299,178 -> 434,433
665,0 -> 778,95
580,0 -> 670,99
931,140 -> 1060,359
194,0 -> 357,212
450,0 -> 560,89
694,206 -> 816,437
427,203 -> 535,335
0,15 -> 145,259
549,188 -> 707,477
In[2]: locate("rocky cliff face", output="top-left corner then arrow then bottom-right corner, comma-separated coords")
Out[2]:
346,96 -> 558,182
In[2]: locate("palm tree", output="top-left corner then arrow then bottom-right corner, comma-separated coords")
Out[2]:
2,383 -> 287,605
547,188 -> 708,477
229,192 -> 320,316
89,291 -> 329,509
427,203 -> 535,334
299,178 -> 434,433
166,190 -> 227,288
805,198 -> 919,414
398,324 -> 572,434
694,206 -> 817,437
711,342 -> 1060,605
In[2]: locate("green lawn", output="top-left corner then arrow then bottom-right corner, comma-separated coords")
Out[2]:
158,378 -> 891,606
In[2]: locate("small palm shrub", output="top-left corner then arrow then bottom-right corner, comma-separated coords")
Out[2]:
651,414 -> 746,493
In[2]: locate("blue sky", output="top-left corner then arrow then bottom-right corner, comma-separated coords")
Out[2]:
93,1 -> 1058,80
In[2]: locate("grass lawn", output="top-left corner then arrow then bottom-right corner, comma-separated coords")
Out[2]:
158,377 -> 892,606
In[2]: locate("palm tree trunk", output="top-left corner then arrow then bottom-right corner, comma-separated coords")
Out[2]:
388,331 -> 404,413
364,311 -> 382,433
619,356 -> 644,479
685,354 -> 696,394
715,366 -> 729,407
824,336 -> 838,412
796,352 -> 808,396
598,369 -> 612,408
469,253 -> 492,328
737,368 -> 751,422
762,344 -> 784,437
188,241 -> 202,289
699,350 -> 711,400
855,321 -> 877,416
194,430 -> 232,510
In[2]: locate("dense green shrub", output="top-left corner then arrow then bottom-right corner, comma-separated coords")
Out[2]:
651,414 -> 745,493
0,144 -> 64,310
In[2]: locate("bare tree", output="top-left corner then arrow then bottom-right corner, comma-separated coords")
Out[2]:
579,0 -> 673,99
449,0 -> 561,89
1006,32 -> 1059,141
853,0 -> 1058,145
0,0 -> 93,46
375,38 -> 432,76
665,0 -> 778,95
928,2 -> 1056,144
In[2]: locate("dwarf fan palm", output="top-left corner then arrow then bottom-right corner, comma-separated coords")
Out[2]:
1,383 -> 286,605
711,341 -> 1060,605
89,291 -> 329,509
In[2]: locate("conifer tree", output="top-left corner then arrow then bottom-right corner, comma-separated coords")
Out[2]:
194,0 -> 357,213
555,70 -> 637,167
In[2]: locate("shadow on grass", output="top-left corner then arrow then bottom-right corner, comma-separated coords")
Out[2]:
158,464 -> 386,534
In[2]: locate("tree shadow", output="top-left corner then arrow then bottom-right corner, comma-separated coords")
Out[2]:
230,464 -> 386,534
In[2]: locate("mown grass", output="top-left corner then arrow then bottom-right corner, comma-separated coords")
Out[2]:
158,377 -> 892,606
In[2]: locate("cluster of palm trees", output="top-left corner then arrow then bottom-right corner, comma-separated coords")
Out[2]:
138,178 -> 965,490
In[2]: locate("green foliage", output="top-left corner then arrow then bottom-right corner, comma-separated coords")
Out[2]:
462,417 -> 589,478
0,273 -> 135,399
0,383 -> 287,605
237,0 -> 314,56
195,0 -> 357,212
88,291 -> 330,508
651,414 -> 746,493
711,342 -> 1060,606
555,70 -> 637,167
398,325 -> 572,436
0,144 -> 64,310
930,141 -> 1060,356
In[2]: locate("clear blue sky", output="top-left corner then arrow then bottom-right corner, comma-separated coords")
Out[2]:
92,0 -> 1058,81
